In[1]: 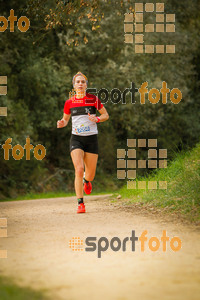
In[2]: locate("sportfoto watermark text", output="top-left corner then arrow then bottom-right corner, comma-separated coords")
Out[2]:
86,81 -> 182,105
0,9 -> 30,32
69,230 -> 182,258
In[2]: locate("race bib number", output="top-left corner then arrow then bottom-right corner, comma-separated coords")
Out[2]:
75,124 -> 91,134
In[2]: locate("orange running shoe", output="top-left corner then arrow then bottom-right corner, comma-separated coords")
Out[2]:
83,180 -> 92,195
77,203 -> 85,213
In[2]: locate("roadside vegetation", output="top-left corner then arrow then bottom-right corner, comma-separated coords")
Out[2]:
118,143 -> 200,223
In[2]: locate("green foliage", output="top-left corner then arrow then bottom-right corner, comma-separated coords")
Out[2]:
0,275 -> 49,300
119,143 -> 200,222
0,0 -> 200,199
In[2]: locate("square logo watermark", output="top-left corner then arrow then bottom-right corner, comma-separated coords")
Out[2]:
117,138 -> 167,189
124,3 -> 176,54
0,218 -> 7,259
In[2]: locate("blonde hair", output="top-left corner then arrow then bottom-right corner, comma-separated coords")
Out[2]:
72,71 -> 88,87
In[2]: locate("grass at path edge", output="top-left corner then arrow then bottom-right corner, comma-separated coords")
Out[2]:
0,275 -> 49,300
0,191 -> 113,202
116,143 -> 200,223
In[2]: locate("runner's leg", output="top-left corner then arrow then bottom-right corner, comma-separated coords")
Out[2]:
84,152 -> 98,182
70,149 -> 84,198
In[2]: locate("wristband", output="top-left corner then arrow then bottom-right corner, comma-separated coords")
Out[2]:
96,117 -> 100,123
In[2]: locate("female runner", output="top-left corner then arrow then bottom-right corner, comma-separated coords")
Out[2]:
57,72 -> 109,213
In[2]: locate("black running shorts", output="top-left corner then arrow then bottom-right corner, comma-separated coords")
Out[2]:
70,134 -> 98,154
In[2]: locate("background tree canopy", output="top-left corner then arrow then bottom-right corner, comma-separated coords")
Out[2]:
0,0 -> 199,199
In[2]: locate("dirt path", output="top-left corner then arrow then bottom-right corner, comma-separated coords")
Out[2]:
0,195 -> 200,300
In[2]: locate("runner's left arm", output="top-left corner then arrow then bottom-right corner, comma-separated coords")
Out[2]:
97,107 -> 109,122
88,107 -> 109,123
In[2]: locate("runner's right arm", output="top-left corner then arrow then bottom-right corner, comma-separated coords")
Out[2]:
57,113 -> 71,128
